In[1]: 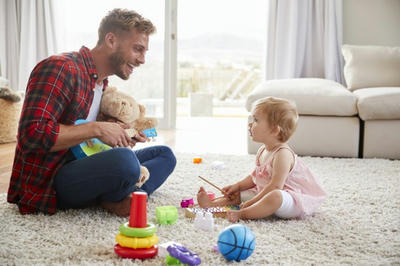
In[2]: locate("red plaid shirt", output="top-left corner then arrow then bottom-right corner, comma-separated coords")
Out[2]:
7,46 -> 108,214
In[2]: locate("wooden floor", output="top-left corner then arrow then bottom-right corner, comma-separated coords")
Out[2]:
0,142 -> 15,193
0,117 -> 248,193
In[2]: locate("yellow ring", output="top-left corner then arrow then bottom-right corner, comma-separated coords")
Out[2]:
115,233 -> 158,249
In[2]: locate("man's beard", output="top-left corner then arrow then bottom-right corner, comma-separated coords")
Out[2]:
109,49 -> 129,80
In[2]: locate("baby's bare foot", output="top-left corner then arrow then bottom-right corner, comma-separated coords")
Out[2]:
227,209 -> 241,222
197,187 -> 213,208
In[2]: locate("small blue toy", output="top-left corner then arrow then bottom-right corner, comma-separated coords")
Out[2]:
217,224 -> 255,262
142,128 -> 157,138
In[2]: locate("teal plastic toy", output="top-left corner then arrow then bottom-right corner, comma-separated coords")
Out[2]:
142,128 -> 158,138
156,206 -> 178,225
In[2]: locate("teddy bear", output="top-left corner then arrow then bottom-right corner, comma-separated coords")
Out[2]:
0,86 -> 22,103
97,86 -> 158,188
0,86 -> 23,144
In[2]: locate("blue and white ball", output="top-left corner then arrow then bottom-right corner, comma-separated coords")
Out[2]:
217,224 -> 255,261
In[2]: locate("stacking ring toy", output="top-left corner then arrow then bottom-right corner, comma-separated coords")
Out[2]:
119,222 -> 157,238
116,233 -> 158,249
167,244 -> 201,265
114,244 -> 158,259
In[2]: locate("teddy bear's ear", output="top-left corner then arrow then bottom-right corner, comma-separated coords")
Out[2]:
138,104 -> 146,117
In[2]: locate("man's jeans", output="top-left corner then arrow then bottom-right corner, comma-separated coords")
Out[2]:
54,145 -> 176,209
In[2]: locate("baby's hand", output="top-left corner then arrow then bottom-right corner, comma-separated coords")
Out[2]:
222,183 -> 239,196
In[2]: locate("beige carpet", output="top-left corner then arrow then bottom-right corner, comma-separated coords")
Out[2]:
1,153 -> 399,265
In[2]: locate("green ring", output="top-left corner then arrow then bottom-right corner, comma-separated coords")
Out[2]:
119,222 -> 157,238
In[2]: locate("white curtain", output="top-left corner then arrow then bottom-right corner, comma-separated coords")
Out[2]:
264,0 -> 345,84
0,0 -> 60,91
0,0 -> 20,89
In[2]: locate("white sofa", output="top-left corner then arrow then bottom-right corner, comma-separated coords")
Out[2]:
246,45 -> 400,159
342,45 -> 400,159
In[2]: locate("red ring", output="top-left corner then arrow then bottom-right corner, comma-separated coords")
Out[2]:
114,244 -> 158,259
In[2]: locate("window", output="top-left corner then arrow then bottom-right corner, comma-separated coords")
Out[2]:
56,0 -> 266,125
177,0 -> 266,117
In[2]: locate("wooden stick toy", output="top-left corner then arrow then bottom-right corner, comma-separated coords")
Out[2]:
198,176 -> 224,194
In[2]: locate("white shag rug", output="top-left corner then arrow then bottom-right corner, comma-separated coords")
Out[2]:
1,153 -> 399,265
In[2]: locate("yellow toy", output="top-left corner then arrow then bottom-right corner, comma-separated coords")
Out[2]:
116,233 -> 159,249
193,157 -> 202,164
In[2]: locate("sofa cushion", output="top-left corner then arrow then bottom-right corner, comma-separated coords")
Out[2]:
246,78 -> 358,116
353,87 -> 400,120
342,45 -> 400,91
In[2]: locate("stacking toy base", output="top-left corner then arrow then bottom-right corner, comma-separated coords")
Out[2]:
114,244 -> 158,259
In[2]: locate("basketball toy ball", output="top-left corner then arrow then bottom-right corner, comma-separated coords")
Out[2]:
217,224 -> 255,262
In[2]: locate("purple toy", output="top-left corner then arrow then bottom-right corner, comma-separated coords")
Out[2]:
180,198 -> 194,208
167,244 -> 201,265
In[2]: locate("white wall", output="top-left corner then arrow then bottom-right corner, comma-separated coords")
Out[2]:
343,0 -> 400,46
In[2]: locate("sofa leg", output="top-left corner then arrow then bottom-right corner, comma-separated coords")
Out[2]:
358,119 -> 364,158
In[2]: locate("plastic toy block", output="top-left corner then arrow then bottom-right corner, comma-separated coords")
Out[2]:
194,211 -> 214,231
192,157 -> 202,164
156,206 -> 178,225
165,254 -> 182,265
180,198 -> 194,208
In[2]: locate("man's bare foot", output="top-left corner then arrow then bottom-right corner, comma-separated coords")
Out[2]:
101,195 -> 131,217
197,186 -> 214,208
227,209 -> 242,222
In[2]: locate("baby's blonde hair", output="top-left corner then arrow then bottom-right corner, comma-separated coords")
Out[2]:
253,97 -> 298,142
97,8 -> 156,45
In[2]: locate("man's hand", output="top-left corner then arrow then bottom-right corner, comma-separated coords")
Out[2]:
97,122 -> 135,148
50,121 -> 140,152
130,131 -> 148,146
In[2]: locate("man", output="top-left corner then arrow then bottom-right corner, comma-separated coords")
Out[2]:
7,9 -> 176,216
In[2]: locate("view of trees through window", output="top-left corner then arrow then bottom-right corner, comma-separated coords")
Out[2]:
58,0 -> 266,119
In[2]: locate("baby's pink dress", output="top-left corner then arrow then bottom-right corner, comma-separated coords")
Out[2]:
250,145 -> 326,216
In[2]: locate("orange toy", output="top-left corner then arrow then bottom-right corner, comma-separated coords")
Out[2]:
193,157 -> 202,164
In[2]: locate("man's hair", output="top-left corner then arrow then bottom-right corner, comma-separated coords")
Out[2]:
97,8 -> 156,45
253,97 -> 299,142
